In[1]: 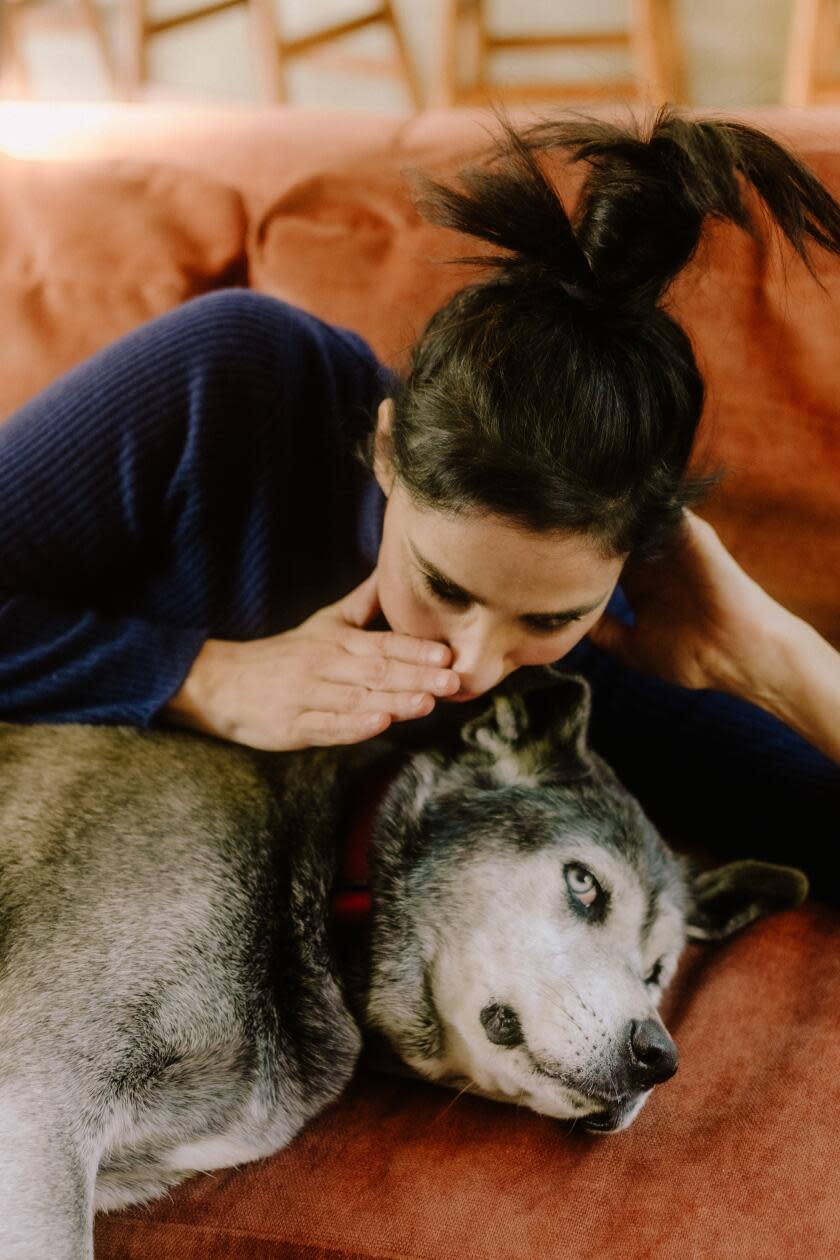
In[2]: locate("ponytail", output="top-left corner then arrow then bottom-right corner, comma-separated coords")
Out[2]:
523,109 -> 840,304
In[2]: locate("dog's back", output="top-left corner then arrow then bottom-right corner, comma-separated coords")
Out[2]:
0,676 -> 807,1260
0,724 -> 362,1258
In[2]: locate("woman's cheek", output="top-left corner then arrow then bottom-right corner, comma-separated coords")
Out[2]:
517,636 -> 577,666
514,619 -> 594,667
551,611 -> 606,658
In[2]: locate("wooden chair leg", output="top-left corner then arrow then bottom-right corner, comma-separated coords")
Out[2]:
630,0 -> 686,104
249,0 -> 284,104
122,0 -> 147,100
77,0 -> 121,94
0,5 -> 31,98
822,0 -> 840,97
437,0 -> 484,107
652,0 -> 686,101
385,0 -> 423,111
438,0 -> 686,109
436,0 -> 460,106
251,1 -> 422,110
783,0 -> 823,105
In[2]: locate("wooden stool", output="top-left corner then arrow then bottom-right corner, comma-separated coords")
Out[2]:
125,0 -> 422,108
436,0 -> 686,107
783,0 -> 840,104
0,0 -> 118,97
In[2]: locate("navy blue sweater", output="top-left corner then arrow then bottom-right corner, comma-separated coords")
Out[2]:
0,290 -> 391,725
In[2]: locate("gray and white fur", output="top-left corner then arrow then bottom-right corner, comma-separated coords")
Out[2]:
0,668 -> 807,1259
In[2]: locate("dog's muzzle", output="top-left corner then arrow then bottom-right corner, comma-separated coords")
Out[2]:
581,1095 -> 640,1133
580,1020 -> 678,1131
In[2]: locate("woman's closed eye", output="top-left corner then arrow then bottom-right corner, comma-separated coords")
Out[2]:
422,572 -> 580,635
424,572 -> 470,608
524,614 -> 582,635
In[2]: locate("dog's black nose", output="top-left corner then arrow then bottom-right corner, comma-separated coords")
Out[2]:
625,1019 -> 678,1087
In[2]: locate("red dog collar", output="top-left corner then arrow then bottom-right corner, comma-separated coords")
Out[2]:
331,753 -> 408,926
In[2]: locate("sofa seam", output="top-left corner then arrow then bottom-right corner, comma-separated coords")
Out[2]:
100,1218 -> 434,1260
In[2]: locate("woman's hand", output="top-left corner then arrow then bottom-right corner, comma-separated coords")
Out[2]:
587,510 -> 793,698
587,509 -> 840,765
164,569 -> 461,750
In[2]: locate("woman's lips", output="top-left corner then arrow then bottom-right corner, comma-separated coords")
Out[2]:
441,691 -> 481,703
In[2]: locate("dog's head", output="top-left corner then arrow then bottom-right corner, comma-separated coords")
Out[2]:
364,668 -> 807,1132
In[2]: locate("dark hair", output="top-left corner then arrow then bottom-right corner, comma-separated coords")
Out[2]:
358,108 -> 840,557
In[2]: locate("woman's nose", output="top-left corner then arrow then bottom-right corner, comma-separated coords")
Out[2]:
447,621 -> 510,695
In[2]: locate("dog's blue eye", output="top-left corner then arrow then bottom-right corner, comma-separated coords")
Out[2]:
644,959 -> 664,986
564,863 -> 600,908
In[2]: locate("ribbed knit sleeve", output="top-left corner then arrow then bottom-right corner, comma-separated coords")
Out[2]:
0,289 -> 391,726
0,593 -> 207,725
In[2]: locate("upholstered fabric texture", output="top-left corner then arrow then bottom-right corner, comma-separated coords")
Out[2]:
0,153 -> 247,414
0,104 -> 837,1259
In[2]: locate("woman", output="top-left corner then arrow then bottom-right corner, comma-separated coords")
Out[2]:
0,110 -> 838,881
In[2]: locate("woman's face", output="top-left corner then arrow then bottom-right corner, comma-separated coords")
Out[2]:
373,401 -> 626,702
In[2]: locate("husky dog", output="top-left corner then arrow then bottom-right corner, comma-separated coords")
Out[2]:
0,669 -> 805,1260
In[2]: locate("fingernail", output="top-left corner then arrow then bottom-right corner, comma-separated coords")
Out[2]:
427,646 -> 448,665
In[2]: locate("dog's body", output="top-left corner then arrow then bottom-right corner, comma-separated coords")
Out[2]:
0,670 -> 806,1260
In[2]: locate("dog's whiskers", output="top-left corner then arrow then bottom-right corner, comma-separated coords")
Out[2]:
532,976 -> 587,1037
563,976 -> 607,1031
433,1075 -> 478,1123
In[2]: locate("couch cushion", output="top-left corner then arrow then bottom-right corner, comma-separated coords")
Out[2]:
250,167 -> 482,372
0,155 -> 247,418
93,901 -> 839,1260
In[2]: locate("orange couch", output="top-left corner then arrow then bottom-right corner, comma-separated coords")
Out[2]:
0,101 -> 837,1260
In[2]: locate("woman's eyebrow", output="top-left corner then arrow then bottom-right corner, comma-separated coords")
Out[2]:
409,542 -> 608,621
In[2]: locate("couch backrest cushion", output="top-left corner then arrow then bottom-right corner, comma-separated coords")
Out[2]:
0,155 -> 246,417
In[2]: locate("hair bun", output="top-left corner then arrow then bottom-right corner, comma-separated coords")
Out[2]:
555,277 -> 601,310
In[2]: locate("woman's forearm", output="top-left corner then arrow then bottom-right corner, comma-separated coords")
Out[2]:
738,612 -> 840,765
587,513 -> 840,767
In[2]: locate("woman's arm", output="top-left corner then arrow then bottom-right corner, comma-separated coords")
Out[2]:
587,511 -> 840,765
0,290 -> 456,743
0,590 -> 207,725
737,609 -> 840,765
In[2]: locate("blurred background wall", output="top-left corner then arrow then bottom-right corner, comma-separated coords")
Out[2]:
0,0 -> 818,109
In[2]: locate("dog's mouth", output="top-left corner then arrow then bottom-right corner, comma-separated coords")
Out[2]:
579,1094 -> 641,1134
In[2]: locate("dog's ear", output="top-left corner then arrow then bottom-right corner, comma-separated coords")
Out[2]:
685,859 -> 809,941
459,668 -> 592,781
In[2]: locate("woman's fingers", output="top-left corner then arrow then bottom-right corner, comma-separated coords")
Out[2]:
293,708 -> 393,748
303,679 -> 437,721
339,570 -> 453,667
309,569 -> 455,668
341,623 -> 452,668
191,569 -> 462,751
317,643 -> 459,698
